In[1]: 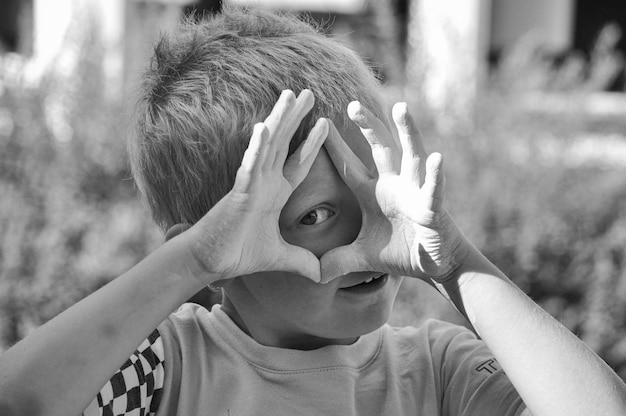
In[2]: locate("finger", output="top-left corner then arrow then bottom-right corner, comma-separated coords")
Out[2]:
347,101 -> 398,175
263,89 -> 295,134
392,102 -> 427,185
262,90 -> 296,168
271,90 -> 315,169
320,244 -> 370,284
421,152 -> 445,212
261,90 -> 298,168
232,123 -> 269,193
283,118 -> 328,188
280,246 -> 322,283
164,223 -> 192,241
323,119 -> 372,191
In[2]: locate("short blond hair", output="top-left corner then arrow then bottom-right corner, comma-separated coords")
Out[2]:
130,5 -> 385,231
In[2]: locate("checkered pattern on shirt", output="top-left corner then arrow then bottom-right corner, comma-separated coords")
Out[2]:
82,329 -> 165,416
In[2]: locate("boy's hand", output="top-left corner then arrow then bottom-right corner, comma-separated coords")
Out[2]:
186,90 -> 326,284
320,102 -> 468,283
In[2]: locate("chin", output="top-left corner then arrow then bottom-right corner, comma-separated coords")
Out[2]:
347,275 -> 403,335
329,298 -> 397,339
359,303 -> 395,334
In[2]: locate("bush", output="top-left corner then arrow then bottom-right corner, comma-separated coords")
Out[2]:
391,30 -> 626,380
2,12 -> 626,383
0,23 -> 161,348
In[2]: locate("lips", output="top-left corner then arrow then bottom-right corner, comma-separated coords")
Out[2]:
339,273 -> 388,292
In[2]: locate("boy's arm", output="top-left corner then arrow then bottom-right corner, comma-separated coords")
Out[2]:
438,242 -> 626,416
0,90 -> 327,416
321,102 -> 626,416
0,238 -> 206,416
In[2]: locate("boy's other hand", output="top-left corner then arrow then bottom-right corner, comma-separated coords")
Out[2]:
320,102 -> 468,284
185,90 -> 326,284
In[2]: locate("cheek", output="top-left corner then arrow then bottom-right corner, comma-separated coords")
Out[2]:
246,272 -> 336,315
246,272 -> 323,299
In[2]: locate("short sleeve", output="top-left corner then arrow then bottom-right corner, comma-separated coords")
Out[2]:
425,320 -> 527,416
82,329 -> 165,416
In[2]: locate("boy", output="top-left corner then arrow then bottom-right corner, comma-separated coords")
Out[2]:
1,6 -> 625,416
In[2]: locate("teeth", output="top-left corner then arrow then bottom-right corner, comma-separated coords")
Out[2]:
341,274 -> 386,290
364,275 -> 383,284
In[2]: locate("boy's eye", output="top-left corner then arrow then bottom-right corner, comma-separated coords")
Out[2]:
299,207 -> 335,226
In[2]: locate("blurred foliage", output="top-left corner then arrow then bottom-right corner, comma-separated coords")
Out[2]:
392,24 -> 626,381
494,22 -> 624,93
1,6 -> 626,387
0,20 -> 161,348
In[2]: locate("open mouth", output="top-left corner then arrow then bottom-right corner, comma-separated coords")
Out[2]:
339,274 -> 389,293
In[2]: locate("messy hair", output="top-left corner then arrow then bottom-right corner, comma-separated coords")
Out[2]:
129,5 -> 385,232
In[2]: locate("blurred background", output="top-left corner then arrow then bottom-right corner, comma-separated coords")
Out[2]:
2,0 -> 626,380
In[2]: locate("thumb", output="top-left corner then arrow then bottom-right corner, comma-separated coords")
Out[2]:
320,245 -> 370,284
165,223 -> 192,241
280,246 -> 321,283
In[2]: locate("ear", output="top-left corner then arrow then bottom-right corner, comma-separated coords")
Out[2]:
165,223 -> 192,241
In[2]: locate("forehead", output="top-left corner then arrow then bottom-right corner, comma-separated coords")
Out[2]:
285,124 -> 373,206
336,122 -> 375,170
317,122 -> 377,179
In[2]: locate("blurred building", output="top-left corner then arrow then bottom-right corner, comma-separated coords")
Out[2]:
1,0 -> 626,114
0,0 -> 196,100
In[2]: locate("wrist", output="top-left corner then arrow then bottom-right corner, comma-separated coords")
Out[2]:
429,244 -> 504,327
428,211 -> 472,283
435,243 -> 505,290
163,230 -> 221,291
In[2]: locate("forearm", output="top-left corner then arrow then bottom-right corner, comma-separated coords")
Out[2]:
0,235 -> 209,416
438,245 -> 626,416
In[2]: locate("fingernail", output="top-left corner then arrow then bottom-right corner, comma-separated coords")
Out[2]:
298,89 -> 313,99
347,101 -> 363,119
315,118 -> 329,136
297,89 -> 315,110
281,89 -> 296,102
253,122 -> 267,135
392,102 -> 409,124
300,119 -> 327,161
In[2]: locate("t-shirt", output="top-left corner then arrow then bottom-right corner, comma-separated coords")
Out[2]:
84,303 -> 526,416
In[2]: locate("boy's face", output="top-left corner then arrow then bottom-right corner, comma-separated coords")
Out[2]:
221,125 -> 404,350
